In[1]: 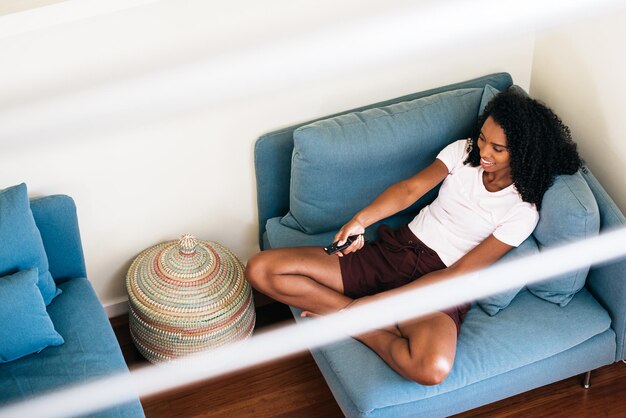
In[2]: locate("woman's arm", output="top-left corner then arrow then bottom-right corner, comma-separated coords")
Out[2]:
335,159 -> 449,252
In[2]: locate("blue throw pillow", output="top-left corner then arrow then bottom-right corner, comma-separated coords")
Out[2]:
0,183 -> 61,305
529,171 -> 600,306
477,235 -> 540,316
282,87 -> 485,234
479,84 -> 500,115
0,269 -> 64,363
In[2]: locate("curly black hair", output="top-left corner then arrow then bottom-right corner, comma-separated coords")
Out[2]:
464,88 -> 583,210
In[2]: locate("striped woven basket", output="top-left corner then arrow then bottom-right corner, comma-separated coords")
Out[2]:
126,234 -> 255,363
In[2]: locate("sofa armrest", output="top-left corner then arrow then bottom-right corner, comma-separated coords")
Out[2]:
30,195 -> 87,283
583,170 -> 626,361
254,131 -> 296,249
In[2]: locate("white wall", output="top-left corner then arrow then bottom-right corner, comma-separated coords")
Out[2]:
531,10 -> 626,213
0,0 -> 68,16
0,0 -> 535,309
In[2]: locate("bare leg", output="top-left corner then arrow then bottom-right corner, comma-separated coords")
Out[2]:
245,247 -> 353,315
247,247 -> 458,385
355,312 -> 458,385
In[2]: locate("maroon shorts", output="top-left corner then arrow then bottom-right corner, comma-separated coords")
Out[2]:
339,224 -> 471,335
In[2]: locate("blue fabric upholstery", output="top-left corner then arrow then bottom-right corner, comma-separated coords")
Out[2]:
0,277 -> 144,416
0,269 -> 64,363
282,88 -> 484,234
530,171 -> 600,306
0,184 -> 60,305
254,72 -> 625,416
581,170 -> 626,361
292,289 -> 611,415
309,326 -> 615,417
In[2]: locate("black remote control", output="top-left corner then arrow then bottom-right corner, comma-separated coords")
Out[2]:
323,235 -> 362,255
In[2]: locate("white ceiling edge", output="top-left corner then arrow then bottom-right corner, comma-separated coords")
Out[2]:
0,0 -> 162,39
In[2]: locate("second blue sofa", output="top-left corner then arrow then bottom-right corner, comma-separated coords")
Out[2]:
0,188 -> 144,417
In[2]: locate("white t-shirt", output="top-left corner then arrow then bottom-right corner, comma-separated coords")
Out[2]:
408,139 -> 539,266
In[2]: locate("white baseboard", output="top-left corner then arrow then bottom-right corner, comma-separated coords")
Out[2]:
104,298 -> 129,318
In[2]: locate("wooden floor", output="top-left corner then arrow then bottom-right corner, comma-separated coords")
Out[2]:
112,303 -> 626,417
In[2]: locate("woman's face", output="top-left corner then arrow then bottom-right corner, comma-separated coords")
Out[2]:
477,116 -> 511,178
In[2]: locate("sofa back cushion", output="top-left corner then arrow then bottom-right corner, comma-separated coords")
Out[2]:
30,195 -> 87,283
529,171 -> 600,306
281,87 -> 484,234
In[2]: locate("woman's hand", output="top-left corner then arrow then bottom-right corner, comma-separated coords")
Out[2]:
334,219 -> 366,256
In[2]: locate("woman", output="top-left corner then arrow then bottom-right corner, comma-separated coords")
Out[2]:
245,89 -> 583,385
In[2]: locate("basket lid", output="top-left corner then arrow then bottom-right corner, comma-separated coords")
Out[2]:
126,234 -> 248,316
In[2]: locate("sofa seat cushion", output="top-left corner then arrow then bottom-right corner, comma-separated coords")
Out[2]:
266,213 -> 416,249
0,277 -> 144,417
294,288 -> 610,413
266,217 -> 336,248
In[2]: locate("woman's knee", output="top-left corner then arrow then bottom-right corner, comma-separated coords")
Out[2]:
400,353 -> 452,386
244,252 -> 271,290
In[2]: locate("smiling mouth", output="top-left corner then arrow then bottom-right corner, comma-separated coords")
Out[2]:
481,158 -> 495,167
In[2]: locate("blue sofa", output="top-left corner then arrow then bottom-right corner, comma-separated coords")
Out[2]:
253,73 -> 626,416
0,188 -> 144,417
